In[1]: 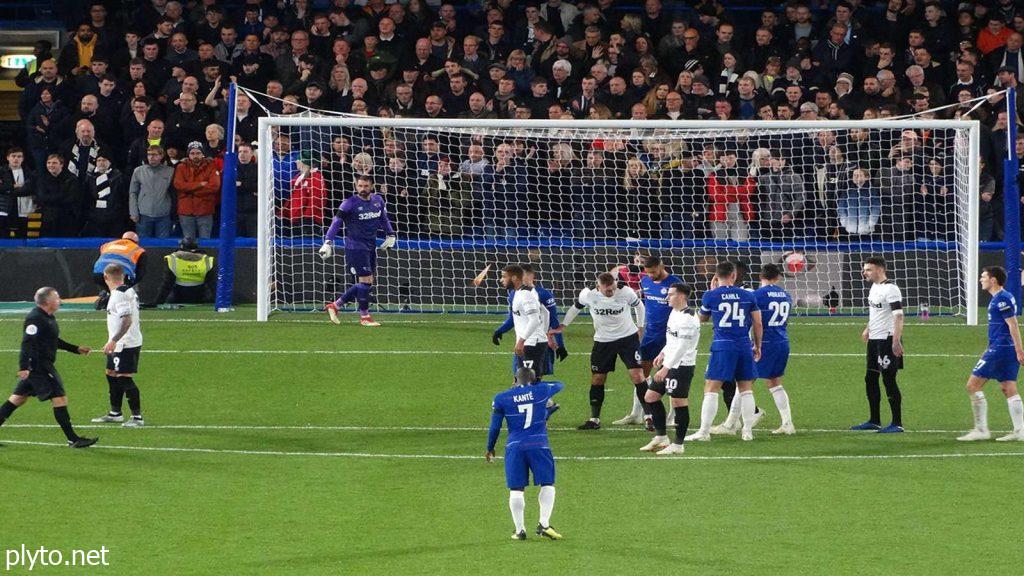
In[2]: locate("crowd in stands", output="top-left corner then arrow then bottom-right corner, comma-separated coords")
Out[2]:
1,0 -> 1023,242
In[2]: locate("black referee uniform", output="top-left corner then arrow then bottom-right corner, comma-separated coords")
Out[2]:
0,306 -> 97,447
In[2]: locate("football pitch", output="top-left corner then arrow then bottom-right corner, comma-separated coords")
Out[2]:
1,309 -> 1023,575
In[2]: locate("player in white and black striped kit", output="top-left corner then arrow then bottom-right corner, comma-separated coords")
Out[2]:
851,256 -> 905,433
553,272 -> 646,430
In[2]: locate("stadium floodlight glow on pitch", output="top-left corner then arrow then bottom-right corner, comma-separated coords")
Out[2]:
254,111 -> 979,325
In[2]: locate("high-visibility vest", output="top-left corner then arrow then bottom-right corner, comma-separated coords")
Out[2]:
93,239 -> 145,280
165,252 -> 214,286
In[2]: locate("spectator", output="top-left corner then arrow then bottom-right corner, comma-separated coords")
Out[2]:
621,157 -> 660,239
706,149 -> 755,241
916,156 -> 953,241
977,16 -> 1013,56
26,88 -> 70,171
36,154 -> 82,237
57,23 -> 101,78
126,119 -> 165,173
838,167 -> 880,237
280,151 -> 327,237
235,144 -> 258,238
423,155 -> 471,237
756,153 -> 806,240
166,92 -> 209,149
481,142 -> 527,237
130,146 -> 175,238
977,158 -> 999,241
81,154 -> 127,237
173,141 -> 220,239
0,148 -> 34,238
62,119 -> 111,192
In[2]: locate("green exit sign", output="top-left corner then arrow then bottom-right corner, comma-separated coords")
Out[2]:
1,55 -> 35,69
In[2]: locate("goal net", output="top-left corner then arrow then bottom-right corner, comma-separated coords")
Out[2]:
253,108 -> 979,324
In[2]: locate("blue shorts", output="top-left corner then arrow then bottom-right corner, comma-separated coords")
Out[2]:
513,349 -> 554,377
345,248 -> 376,277
705,347 -> 756,382
756,341 -> 790,379
639,333 -> 667,363
504,446 -> 555,489
972,348 -> 1020,383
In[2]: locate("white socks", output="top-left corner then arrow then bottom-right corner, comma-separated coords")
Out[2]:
722,392 -> 741,427
509,491 -> 526,533
739,390 -> 756,431
771,385 -> 792,424
971,391 -> 988,432
538,485 -> 555,527
699,392 -> 719,434
1008,394 -> 1024,432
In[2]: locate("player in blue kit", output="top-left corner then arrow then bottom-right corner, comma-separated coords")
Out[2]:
710,264 -> 795,435
613,255 -> 683,426
319,174 -> 397,327
493,264 -> 568,378
686,261 -> 763,442
957,267 -> 1024,442
486,368 -> 564,541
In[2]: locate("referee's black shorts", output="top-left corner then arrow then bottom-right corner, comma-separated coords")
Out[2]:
13,369 -> 66,402
867,336 -> 904,374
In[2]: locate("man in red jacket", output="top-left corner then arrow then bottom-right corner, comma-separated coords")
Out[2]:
173,141 -> 220,239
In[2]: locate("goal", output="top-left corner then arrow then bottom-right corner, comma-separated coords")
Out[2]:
254,113 -> 979,324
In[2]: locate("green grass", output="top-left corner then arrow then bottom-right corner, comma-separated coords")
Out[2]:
1,309 -> 1023,575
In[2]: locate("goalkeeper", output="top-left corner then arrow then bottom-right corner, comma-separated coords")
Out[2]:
494,264 -> 568,378
320,174 -> 396,327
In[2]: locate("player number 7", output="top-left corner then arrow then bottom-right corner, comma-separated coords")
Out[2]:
517,403 -> 533,428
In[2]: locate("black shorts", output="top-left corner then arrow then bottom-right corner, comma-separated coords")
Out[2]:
867,337 -> 903,374
13,370 -> 66,402
519,344 -> 547,379
648,365 -> 695,399
590,334 -> 642,374
107,346 -> 141,374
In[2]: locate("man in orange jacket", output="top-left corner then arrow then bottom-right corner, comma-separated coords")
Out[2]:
173,141 -> 220,239
92,231 -> 148,309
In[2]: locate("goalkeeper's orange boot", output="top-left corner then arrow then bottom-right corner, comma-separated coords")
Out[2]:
324,302 -> 341,325
359,315 -> 381,327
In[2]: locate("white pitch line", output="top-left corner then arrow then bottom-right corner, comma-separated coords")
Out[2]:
0,317 -> 972,327
2,439 -> 1020,462
0,349 -> 981,358
3,423 -> 1006,434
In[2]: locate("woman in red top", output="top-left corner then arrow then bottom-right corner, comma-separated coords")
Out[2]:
280,151 -> 327,237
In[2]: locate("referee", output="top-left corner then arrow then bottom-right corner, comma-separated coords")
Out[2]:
0,287 -> 98,448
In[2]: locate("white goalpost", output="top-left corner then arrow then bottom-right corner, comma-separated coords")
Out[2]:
255,115 -> 979,325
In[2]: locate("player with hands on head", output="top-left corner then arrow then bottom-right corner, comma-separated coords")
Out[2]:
320,174 -> 397,327
641,283 -> 700,455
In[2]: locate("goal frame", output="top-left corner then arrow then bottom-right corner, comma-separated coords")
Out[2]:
255,117 -> 980,324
